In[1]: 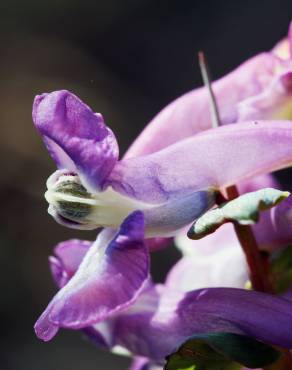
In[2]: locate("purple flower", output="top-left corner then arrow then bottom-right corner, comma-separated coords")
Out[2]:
35,211 -> 149,340
32,20 -> 292,370
176,175 -> 292,262
35,212 -> 292,368
126,22 -> 292,158
33,90 -> 292,239
122,20 -> 292,251
170,225 -> 249,291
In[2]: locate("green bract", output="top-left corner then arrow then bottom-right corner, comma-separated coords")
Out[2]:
188,188 -> 290,240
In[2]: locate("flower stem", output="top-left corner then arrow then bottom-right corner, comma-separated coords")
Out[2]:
225,185 -> 274,293
199,50 -> 292,370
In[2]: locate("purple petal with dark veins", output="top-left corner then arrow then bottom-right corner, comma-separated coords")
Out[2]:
32,90 -> 119,191
126,23 -> 292,158
34,211 -> 149,341
125,53 -> 278,157
110,121 -> 292,204
154,288 -> 292,350
49,239 -> 91,288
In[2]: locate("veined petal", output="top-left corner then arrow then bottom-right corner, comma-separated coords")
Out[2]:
47,238 -> 115,349
125,53 -> 278,157
34,211 -> 149,341
41,232 -> 292,361
46,236 -> 170,357
49,239 -> 91,288
238,71 -> 292,122
126,23 -> 292,158
165,246 -> 248,291
143,190 -> 215,237
32,90 -> 119,191
110,121 -> 292,204
115,287 -> 292,361
113,284 -> 175,361
154,288 -> 292,350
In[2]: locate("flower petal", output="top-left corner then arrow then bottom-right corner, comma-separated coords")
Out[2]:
49,239 -> 91,288
34,211 -> 149,341
113,284 -> 172,361
238,71 -> 292,122
129,357 -> 162,370
129,357 -> 149,370
126,23 -> 292,159
32,90 -> 119,191
155,288 -> 292,349
125,53 -> 278,157
110,121 -> 292,204
165,247 -> 248,291
270,195 -> 292,247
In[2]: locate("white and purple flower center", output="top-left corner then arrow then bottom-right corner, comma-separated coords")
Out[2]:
44,170 -> 154,230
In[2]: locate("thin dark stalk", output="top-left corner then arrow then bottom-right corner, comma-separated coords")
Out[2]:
198,51 -> 220,128
199,50 -> 291,369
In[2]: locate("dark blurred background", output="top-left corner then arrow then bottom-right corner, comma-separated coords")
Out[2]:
0,1 -> 292,369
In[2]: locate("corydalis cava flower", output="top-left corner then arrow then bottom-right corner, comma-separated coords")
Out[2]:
124,20 -> 292,252
33,90 -> 292,239
127,22 -> 292,157
35,212 -> 292,368
32,21 -> 292,370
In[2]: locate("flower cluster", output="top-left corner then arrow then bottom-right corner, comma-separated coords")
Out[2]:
33,22 -> 292,369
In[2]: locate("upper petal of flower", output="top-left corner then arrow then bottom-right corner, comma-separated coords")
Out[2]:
32,90 -> 119,192
34,211 -> 149,341
126,23 -> 292,158
238,71 -> 292,122
110,121 -> 292,204
125,54 -> 277,157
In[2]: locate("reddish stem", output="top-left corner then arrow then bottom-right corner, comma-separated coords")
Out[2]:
225,185 -> 274,293
198,50 -> 291,369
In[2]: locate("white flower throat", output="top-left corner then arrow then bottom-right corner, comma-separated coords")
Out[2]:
45,171 -> 153,230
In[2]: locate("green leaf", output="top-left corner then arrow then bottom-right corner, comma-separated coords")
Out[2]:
164,332 -> 280,370
188,188 -> 289,240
